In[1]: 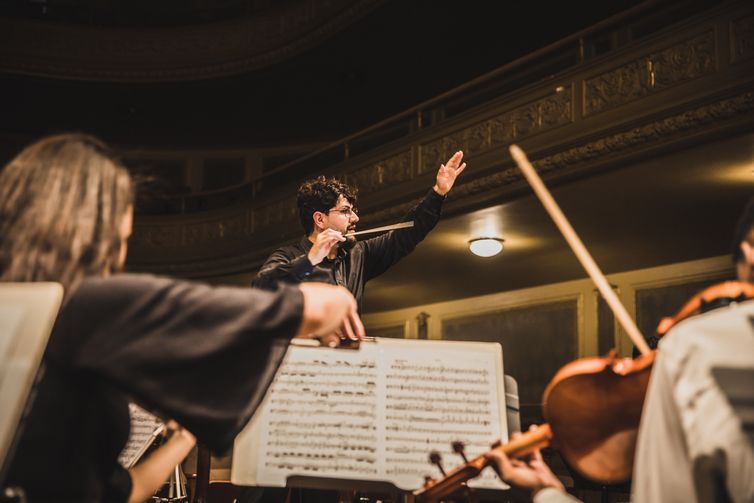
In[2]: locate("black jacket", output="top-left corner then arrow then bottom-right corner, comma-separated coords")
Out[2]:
252,189 -> 445,309
6,274 -> 303,502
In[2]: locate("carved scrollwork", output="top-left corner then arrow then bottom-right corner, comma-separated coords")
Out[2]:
421,87 -> 573,173
130,225 -> 182,248
0,0 -> 385,82
345,151 -> 412,193
419,136 -> 462,175
129,83 -> 753,275
584,32 -> 715,116
252,196 -> 298,231
183,214 -> 248,246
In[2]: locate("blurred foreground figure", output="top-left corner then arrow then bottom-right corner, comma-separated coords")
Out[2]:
0,134 -> 363,502
486,198 -> 754,503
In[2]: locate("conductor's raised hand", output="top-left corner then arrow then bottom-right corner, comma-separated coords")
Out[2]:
308,228 -> 346,266
433,150 -> 467,196
296,283 -> 365,345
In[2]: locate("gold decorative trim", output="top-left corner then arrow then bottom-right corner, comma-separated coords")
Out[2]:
129,91 -> 754,275
344,150 -> 413,192
0,0 -> 384,82
584,31 -> 716,116
420,87 -> 573,173
373,90 -> 754,222
251,196 -> 298,234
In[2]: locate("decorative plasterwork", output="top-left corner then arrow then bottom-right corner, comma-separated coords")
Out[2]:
584,31 -> 716,116
445,90 -> 754,205
252,196 -> 298,235
344,151 -> 413,193
0,0 -> 384,82
129,89 -> 754,275
420,87 -> 573,173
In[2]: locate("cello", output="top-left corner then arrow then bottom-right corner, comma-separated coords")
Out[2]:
415,145 -> 656,501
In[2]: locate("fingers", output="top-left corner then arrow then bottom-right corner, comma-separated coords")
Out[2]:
445,150 -> 464,169
348,305 -> 366,339
484,450 -> 514,479
319,333 -> 340,348
340,316 -> 356,340
321,229 -> 346,245
455,162 -> 467,176
338,297 -> 366,341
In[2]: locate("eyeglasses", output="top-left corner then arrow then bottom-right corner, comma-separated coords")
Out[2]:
328,207 -> 358,217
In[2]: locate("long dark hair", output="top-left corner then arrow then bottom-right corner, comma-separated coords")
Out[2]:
0,133 -> 134,294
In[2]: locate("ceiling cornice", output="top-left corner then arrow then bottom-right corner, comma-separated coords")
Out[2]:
0,0 -> 384,82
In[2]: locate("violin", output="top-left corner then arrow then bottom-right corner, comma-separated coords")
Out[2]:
415,145 -> 657,501
416,350 -> 656,501
655,281 -> 754,336
417,281 -> 754,500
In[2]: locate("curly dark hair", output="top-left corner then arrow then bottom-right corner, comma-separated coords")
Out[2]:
297,176 -> 358,235
732,196 -> 754,264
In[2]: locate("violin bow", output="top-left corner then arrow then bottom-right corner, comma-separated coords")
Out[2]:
509,145 -> 650,355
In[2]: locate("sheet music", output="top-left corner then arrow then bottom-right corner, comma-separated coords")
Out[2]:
118,403 -> 163,468
235,338 -> 507,492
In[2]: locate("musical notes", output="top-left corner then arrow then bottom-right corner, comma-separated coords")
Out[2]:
118,403 -> 162,468
254,347 -> 380,482
235,339 -> 507,491
383,354 -> 503,488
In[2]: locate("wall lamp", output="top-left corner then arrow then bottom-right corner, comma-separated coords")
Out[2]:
468,237 -> 504,257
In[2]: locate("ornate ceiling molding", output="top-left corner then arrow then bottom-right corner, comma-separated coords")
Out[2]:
128,88 -> 754,277
0,0 -> 383,82
123,2 -> 754,276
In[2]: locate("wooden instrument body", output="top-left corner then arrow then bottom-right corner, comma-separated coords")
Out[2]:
543,350 -> 655,484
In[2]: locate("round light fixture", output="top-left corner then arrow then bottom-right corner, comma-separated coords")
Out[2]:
468,237 -> 504,257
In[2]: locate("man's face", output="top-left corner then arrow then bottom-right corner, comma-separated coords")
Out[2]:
325,195 -> 359,244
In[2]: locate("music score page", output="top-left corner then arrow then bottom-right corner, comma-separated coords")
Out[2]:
233,338 -> 508,492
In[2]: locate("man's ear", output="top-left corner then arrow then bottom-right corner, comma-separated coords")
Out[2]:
312,211 -> 327,231
742,241 -> 754,266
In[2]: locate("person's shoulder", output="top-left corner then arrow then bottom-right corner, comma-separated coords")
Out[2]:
269,238 -> 309,257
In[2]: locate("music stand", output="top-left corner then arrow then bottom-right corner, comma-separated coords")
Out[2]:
0,282 -> 63,486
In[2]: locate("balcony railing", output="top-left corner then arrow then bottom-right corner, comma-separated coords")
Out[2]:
136,0 -> 721,215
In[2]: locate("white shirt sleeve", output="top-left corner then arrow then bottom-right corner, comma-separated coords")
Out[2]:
533,487 -> 583,503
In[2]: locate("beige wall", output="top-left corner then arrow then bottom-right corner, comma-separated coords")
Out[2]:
363,255 -> 733,358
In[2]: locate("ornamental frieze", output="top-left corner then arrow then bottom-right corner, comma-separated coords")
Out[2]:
344,150 -> 412,193
0,0 -> 385,82
130,224 -> 182,248
129,87 -> 753,267
732,15 -> 754,63
420,87 -> 573,174
251,196 -> 298,232
370,89 -> 754,226
584,31 -> 715,116
183,214 -> 248,246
